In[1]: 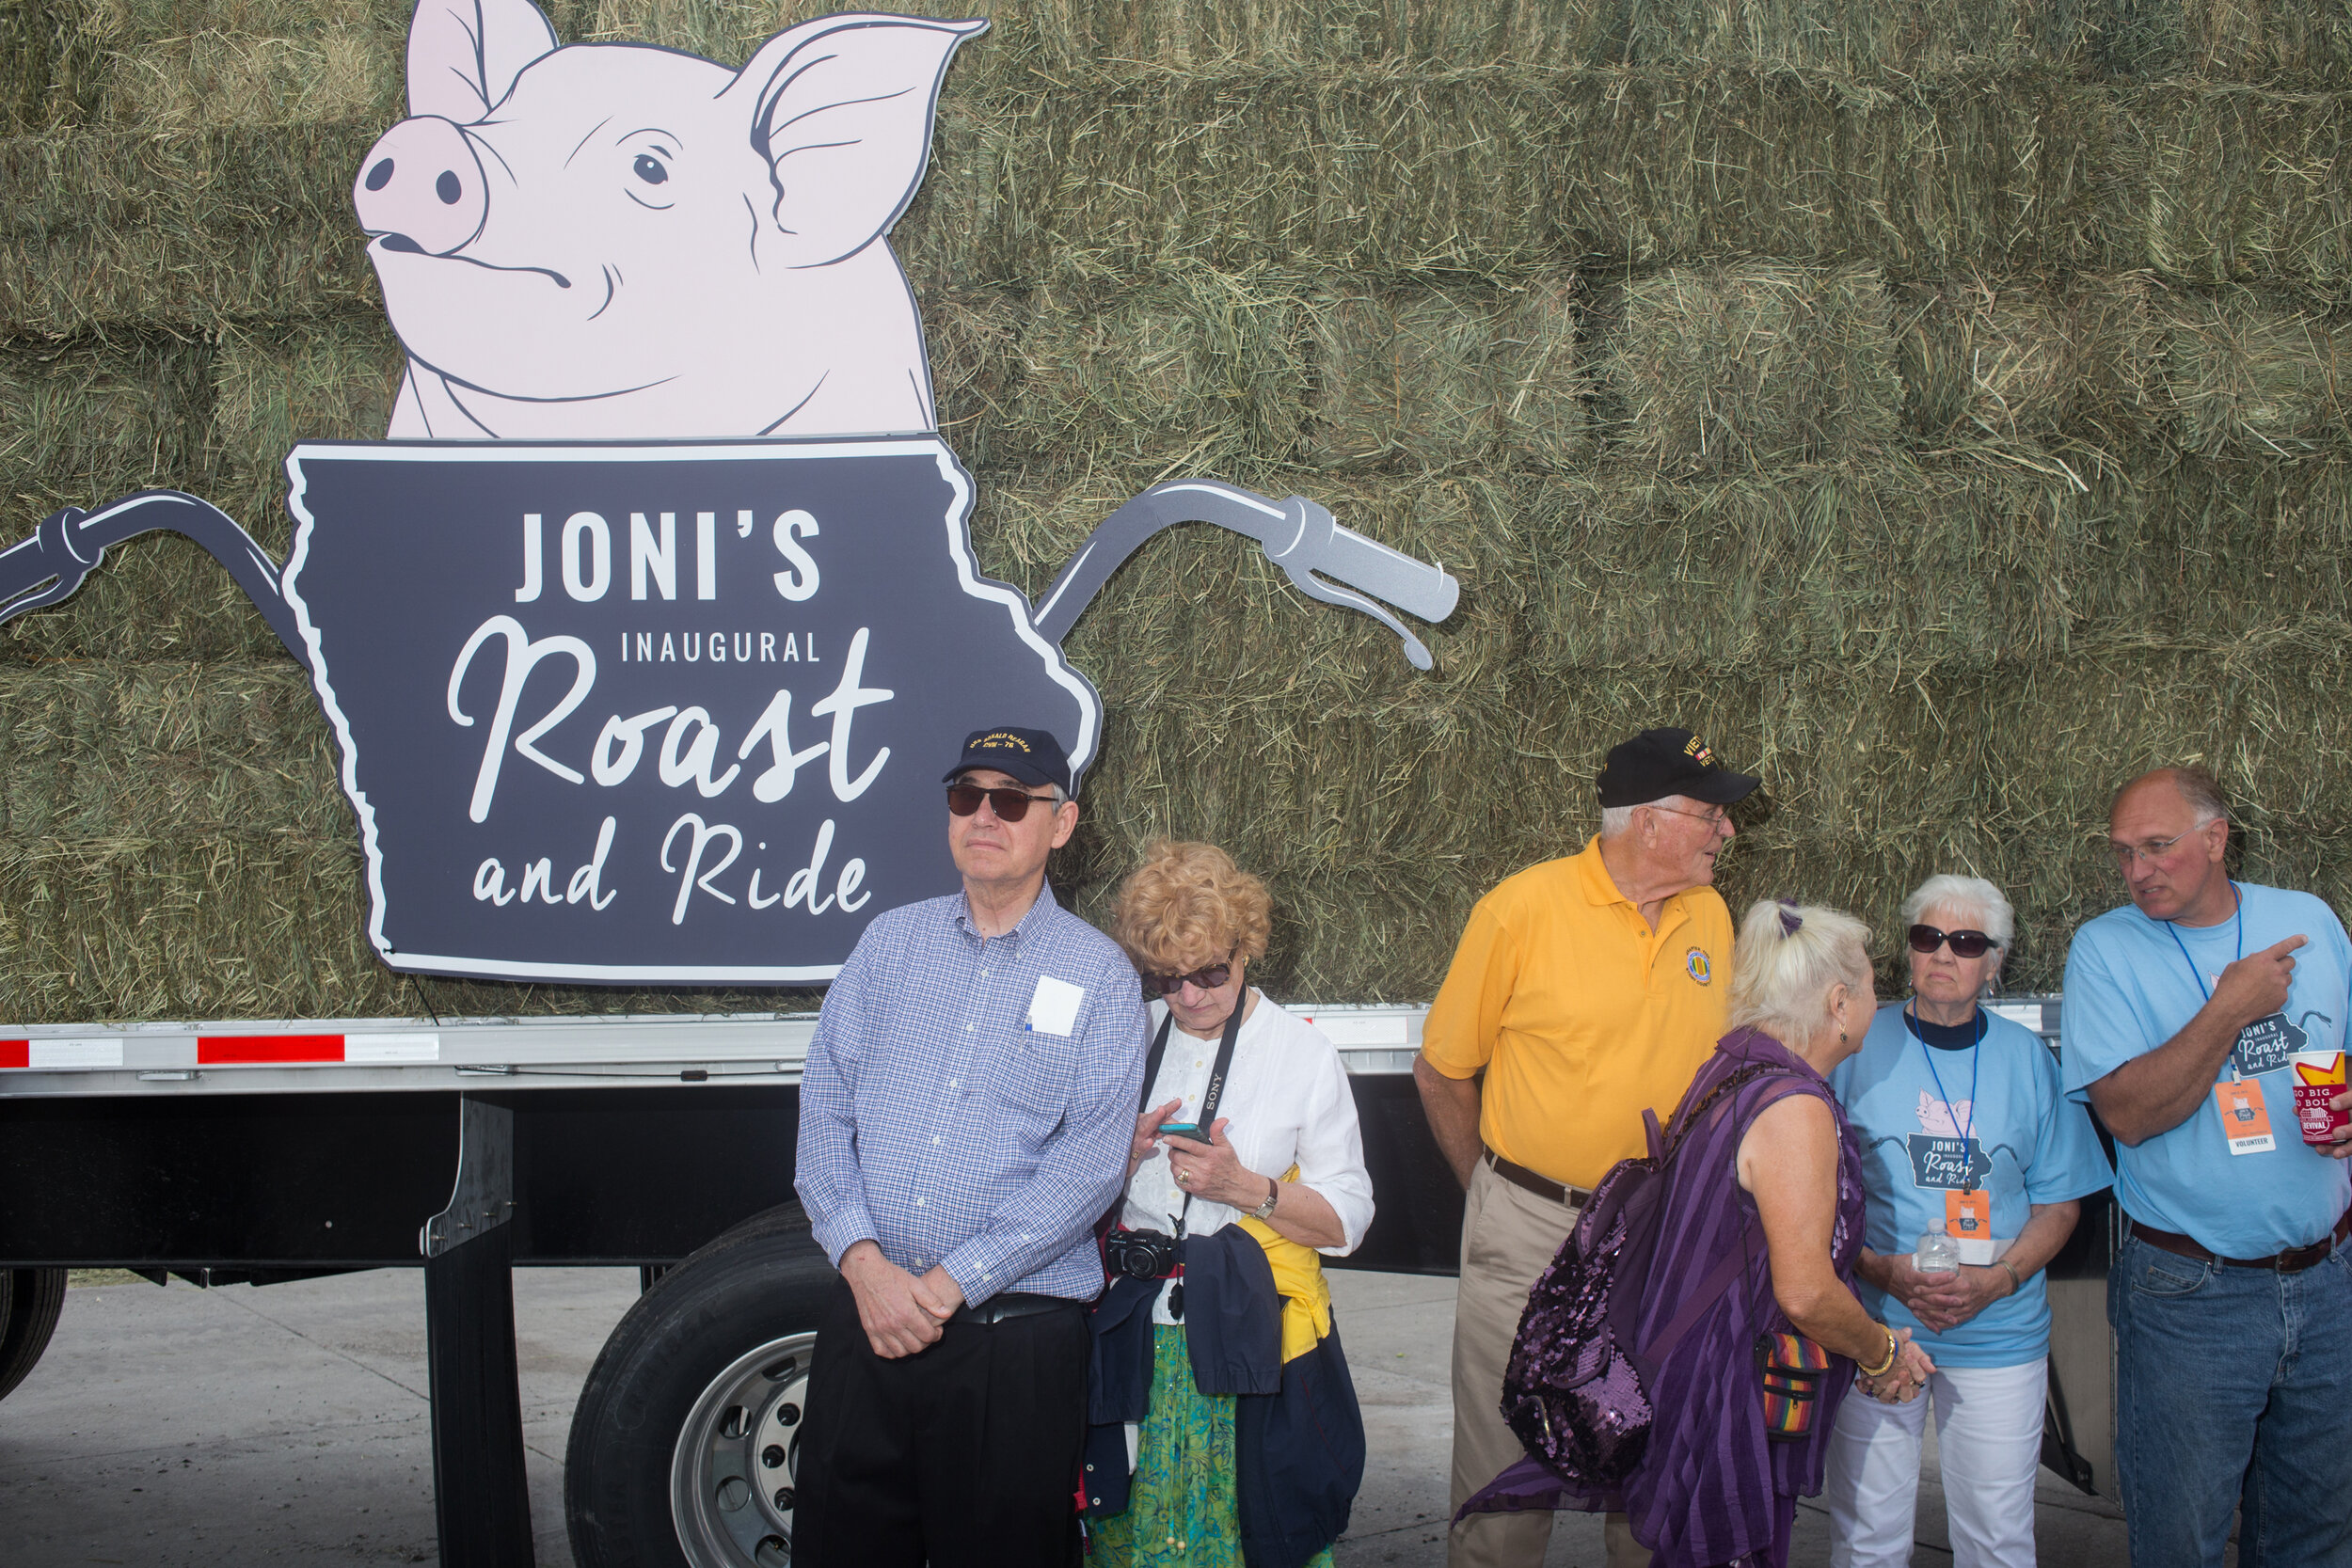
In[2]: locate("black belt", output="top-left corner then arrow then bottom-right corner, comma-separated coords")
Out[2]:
2127,1209 -> 2351,1274
1483,1148 -> 1591,1208
949,1291 -> 1078,1325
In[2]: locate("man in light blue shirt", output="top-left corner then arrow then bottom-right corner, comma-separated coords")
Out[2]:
2062,766 -> 2352,1568
791,725 -> 1148,1568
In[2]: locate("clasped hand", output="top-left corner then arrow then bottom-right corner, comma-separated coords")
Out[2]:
1880,1253 -> 2010,1333
1857,1328 -> 1937,1405
840,1241 -> 964,1359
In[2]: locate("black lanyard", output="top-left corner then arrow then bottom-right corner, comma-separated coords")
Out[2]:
1139,995 -> 1247,1236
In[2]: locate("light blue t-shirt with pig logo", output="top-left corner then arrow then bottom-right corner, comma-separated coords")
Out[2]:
1834,1005 -> 2112,1368
2061,881 -> 2352,1259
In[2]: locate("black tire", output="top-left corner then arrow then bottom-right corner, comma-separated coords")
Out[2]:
566,1204 -> 834,1568
0,1267 -> 67,1402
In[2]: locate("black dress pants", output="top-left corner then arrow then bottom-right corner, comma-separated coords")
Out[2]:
792,1276 -> 1089,1568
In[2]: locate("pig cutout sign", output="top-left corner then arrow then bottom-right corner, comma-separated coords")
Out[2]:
356,1 -> 977,438
0,3 -> 1462,987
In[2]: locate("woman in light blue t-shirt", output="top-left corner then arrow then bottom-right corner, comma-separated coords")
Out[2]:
1823,875 -> 2112,1568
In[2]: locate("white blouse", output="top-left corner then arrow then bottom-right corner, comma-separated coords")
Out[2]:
1119,992 -> 1376,1281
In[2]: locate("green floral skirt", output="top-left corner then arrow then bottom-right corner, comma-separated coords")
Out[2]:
1090,1324 -> 1339,1568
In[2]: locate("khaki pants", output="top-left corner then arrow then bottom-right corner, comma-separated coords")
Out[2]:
1448,1156 -> 1645,1568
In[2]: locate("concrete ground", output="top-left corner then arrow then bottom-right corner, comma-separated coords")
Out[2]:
0,1268 -> 2125,1567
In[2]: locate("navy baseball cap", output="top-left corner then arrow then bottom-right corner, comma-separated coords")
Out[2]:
1596,727 -> 1760,808
943,726 -> 1075,796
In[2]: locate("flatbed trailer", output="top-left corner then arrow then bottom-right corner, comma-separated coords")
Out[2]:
0,999 -> 2112,1567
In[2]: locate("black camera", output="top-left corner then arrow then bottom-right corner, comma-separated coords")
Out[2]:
1104,1227 -> 1181,1280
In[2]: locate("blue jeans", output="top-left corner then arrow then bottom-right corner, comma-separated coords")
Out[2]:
2110,1229 -> 2352,1568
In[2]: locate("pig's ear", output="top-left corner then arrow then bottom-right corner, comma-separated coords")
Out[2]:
406,0 -> 558,121
726,14 -> 988,269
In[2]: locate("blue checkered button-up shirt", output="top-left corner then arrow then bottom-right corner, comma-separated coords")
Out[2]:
794,881 -> 1148,1305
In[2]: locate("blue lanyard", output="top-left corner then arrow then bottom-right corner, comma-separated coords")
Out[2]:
2161,880 -> 2243,1003
1906,1003 -> 1982,1149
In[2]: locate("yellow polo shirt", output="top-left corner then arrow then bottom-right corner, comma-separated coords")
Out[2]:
1422,836 -> 1733,1190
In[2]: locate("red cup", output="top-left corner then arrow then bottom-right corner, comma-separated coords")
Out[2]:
2292,1051 -> 2348,1146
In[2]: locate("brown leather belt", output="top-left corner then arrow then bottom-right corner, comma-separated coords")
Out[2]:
2127,1209 -> 2351,1274
1483,1148 -> 1591,1208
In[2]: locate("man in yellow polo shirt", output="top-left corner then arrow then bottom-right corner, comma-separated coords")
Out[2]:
1416,726 -> 1757,1568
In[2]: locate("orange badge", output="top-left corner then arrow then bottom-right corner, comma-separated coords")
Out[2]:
2212,1078 -> 2277,1155
1946,1188 -> 1990,1239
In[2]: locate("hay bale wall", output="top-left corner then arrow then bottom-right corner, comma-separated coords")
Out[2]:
5,0 -> 2350,1022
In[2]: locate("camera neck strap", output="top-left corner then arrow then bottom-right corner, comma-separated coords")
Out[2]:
1140,992 -> 1248,1236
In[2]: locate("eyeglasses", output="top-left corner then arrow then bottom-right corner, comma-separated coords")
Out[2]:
1646,803 -> 1732,831
1908,924 -> 2000,959
2109,830 -> 2192,869
946,782 -> 1057,822
1139,957 -> 1235,999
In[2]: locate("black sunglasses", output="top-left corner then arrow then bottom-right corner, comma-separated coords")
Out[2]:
1908,924 -> 2000,959
946,782 -> 1057,822
1139,958 -> 1234,999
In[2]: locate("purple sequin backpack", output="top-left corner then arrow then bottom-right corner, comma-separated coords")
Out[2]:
1497,1062 -> 1786,1486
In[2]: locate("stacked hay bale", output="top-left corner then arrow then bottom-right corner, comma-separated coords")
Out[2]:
4,0 -> 2348,1021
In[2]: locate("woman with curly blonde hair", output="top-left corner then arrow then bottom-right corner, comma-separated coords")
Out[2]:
1086,839 -> 1374,1568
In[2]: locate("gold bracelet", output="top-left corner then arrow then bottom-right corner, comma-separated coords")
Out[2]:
1997,1259 -> 2024,1296
1857,1324 -> 1899,1379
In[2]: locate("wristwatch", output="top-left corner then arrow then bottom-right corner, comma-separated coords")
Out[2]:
1247,1177 -> 1280,1221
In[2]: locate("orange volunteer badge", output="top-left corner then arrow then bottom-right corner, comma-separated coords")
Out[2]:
2213,1077 -> 2277,1155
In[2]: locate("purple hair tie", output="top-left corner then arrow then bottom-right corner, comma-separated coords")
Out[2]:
1777,898 -> 1803,937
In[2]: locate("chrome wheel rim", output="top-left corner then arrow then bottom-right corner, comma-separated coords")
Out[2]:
669,1331 -> 816,1568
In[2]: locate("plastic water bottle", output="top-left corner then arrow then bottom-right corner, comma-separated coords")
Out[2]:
1915,1225 -> 1961,1276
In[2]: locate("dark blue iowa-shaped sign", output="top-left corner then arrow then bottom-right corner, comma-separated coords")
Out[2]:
283,437 -> 1099,984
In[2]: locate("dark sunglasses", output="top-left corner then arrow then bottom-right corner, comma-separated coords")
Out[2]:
1908,924 -> 1999,959
946,782 -> 1057,822
1139,958 -> 1234,999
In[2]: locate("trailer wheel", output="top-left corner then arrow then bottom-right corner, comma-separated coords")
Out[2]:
566,1205 -> 833,1568
0,1267 -> 67,1402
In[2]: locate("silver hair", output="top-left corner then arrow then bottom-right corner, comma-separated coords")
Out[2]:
1727,899 -> 1875,1047
2112,765 -> 2228,828
1597,794 -> 1700,839
2171,766 -> 2227,826
1900,874 -> 2014,948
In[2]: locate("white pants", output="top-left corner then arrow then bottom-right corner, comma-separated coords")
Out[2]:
1823,1356 -> 2047,1568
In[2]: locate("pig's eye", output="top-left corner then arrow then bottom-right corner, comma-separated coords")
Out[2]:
632,154 -> 669,186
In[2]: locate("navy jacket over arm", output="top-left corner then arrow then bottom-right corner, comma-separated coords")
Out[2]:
1083,1227 -> 1365,1568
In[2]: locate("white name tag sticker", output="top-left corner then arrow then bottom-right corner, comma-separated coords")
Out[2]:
1026,975 -> 1085,1037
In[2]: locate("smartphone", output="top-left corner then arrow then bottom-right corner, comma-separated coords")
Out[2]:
1157,1121 -> 1205,1141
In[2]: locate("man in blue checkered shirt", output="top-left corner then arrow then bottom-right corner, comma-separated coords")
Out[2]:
791,724 -> 1148,1568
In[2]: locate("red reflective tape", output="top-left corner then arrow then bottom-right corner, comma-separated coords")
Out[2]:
0,1039 -> 26,1069
198,1034 -> 347,1065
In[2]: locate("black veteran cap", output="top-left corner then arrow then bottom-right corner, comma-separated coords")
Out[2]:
1596,727 -> 1761,808
944,726 -> 1075,796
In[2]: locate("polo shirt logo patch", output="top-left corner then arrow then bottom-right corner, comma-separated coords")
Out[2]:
1686,947 -> 1711,985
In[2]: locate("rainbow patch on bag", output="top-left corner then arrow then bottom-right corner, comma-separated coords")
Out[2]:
1756,1332 -> 1834,1442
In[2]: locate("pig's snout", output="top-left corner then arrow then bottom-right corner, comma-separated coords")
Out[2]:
353,118 -> 488,257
